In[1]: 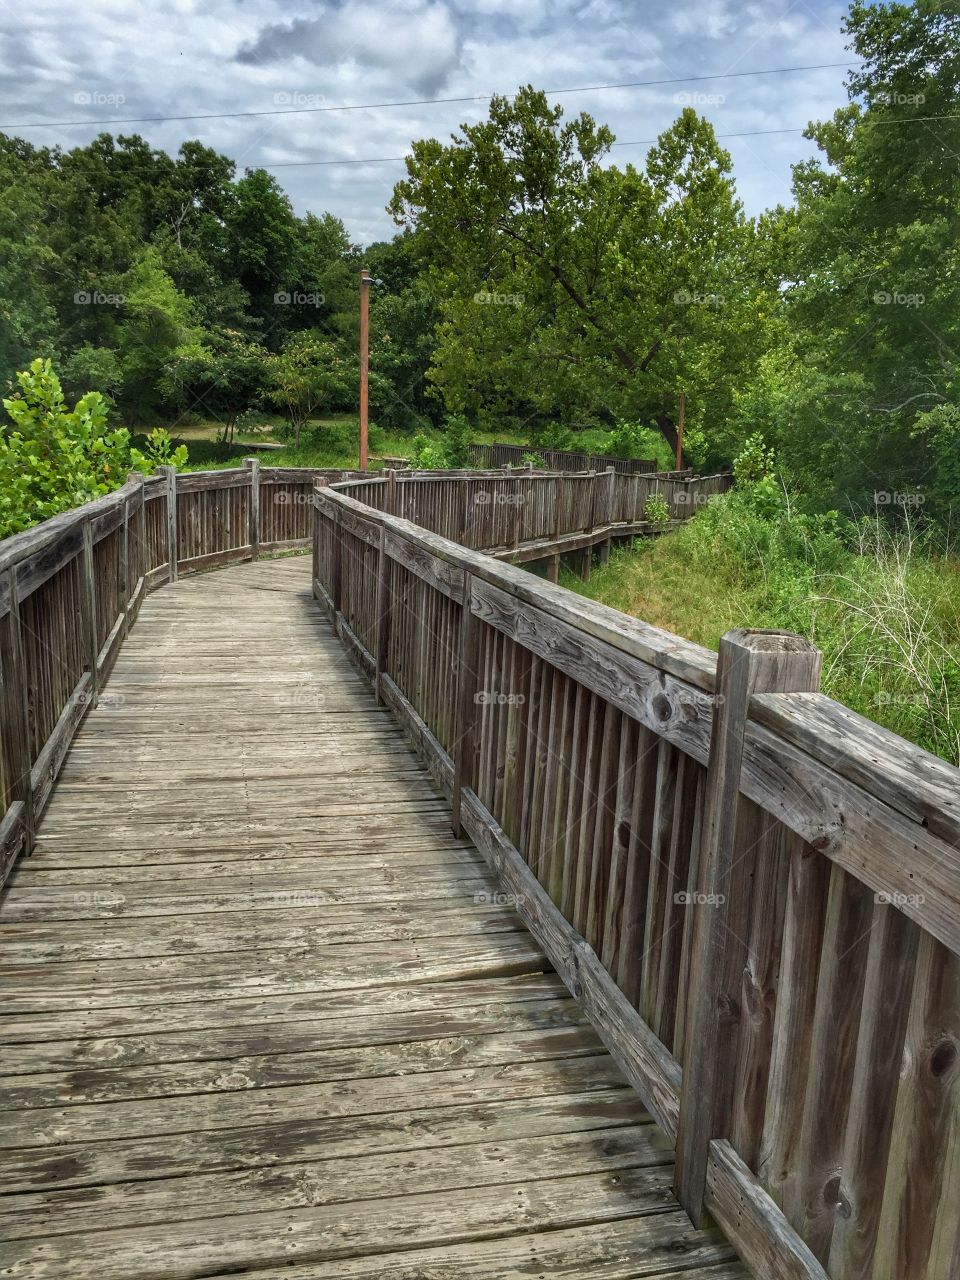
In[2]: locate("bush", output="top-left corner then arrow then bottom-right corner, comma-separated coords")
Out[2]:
409,433 -> 449,469
129,427 -> 188,474
603,421 -> 673,470
0,359 -> 131,537
443,414 -> 472,467
569,476 -> 960,762
643,492 -> 671,529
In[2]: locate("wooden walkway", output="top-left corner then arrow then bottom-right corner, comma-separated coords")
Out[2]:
0,558 -> 745,1279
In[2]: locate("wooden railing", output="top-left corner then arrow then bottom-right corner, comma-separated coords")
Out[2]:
0,462 -> 365,882
313,472 -> 960,1280
336,468 -> 732,554
466,442 -> 660,474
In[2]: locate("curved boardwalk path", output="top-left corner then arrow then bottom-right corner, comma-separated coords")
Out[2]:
0,558 -> 746,1280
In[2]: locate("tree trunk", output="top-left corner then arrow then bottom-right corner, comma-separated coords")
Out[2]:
654,412 -> 679,458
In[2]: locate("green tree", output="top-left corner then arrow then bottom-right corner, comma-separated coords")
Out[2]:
113,248 -> 199,422
390,88 -> 767,456
767,1 -> 960,513
262,332 -> 354,447
164,328 -> 268,443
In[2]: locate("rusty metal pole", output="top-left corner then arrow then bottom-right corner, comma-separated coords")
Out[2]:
359,268 -> 370,471
676,390 -> 685,473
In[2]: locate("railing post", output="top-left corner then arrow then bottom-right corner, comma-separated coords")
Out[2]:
586,470 -> 596,534
118,489 -> 130,633
80,519 -> 99,706
0,571 -> 34,858
601,466 -> 616,564
374,525 -> 391,704
331,509 -> 343,616
451,572 -> 479,837
157,464 -> 178,582
675,628 -> 822,1226
244,457 -> 261,560
387,468 -> 398,516
605,466 -> 616,524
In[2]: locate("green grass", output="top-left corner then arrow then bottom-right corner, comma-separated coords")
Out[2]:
158,415 -> 662,473
562,486 -> 960,764
154,414 -> 433,472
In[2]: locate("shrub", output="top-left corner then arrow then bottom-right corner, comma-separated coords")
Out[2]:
129,427 -> 188,474
643,492 -> 671,530
409,433 -> 449,469
0,359 -> 131,537
603,420 -> 673,470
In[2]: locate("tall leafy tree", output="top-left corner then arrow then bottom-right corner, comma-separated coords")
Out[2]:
390,88 -> 768,456
762,1 -> 960,512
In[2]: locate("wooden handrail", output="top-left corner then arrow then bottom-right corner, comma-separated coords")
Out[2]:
0,465 -> 368,881
313,475 -> 960,1280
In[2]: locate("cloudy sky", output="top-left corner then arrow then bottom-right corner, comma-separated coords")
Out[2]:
3,0 -> 857,243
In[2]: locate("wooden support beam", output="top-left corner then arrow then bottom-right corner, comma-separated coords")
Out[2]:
675,628 -> 822,1225
244,457 -> 261,560
374,526 -> 391,705
0,570 -> 33,860
80,520 -> 99,703
157,464 -> 178,582
451,574 -> 479,838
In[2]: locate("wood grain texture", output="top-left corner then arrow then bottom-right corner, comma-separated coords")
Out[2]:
0,556 -> 744,1280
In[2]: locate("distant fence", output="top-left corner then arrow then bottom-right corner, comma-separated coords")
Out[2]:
467,442 -> 659,474
314,469 -> 960,1280
336,469 -> 731,552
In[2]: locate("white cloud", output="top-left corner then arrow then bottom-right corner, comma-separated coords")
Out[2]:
0,0 -> 853,242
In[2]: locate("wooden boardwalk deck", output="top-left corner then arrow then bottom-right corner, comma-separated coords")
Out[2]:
0,558 -> 746,1280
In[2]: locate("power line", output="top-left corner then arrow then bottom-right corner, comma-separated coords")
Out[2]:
246,113 -> 960,169
0,62 -> 857,131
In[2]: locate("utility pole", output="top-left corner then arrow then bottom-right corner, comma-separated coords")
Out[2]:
676,390 -> 685,472
359,267 -> 370,471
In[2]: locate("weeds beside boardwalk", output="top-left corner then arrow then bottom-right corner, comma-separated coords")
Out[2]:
564,484 -> 960,764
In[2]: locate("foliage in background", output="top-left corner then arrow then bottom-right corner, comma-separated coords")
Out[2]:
567,477 -> 960,763
735,1 -> 960,515
129,427 -> 188,474
262,333 -> 353,448
391,89 -> 771,460
0,360 -> 131,536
